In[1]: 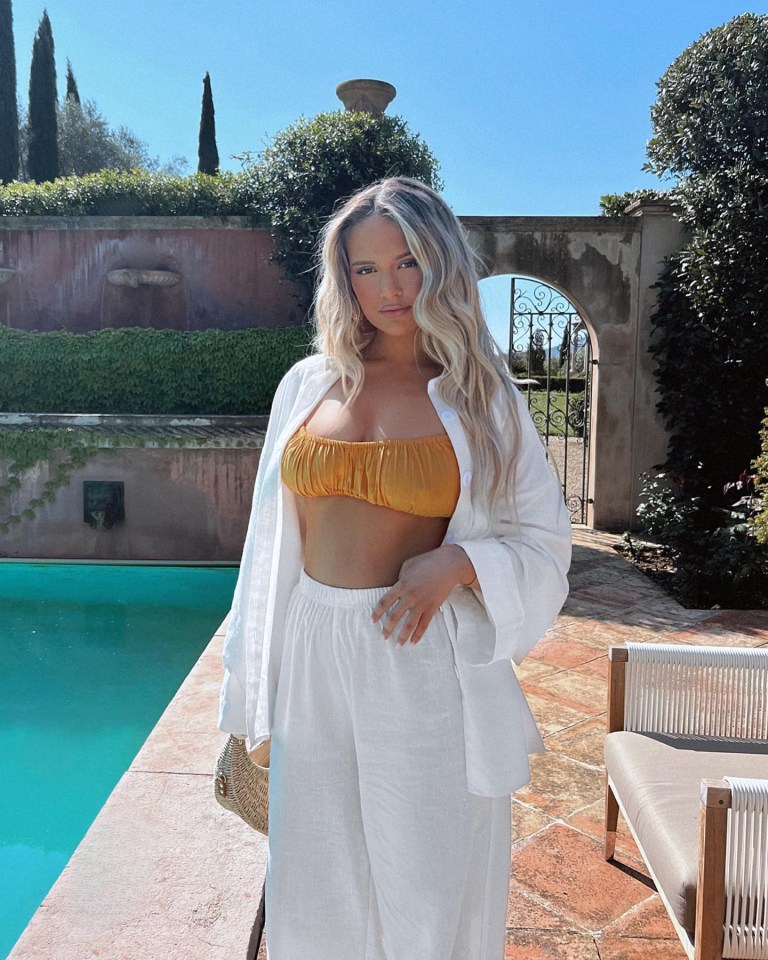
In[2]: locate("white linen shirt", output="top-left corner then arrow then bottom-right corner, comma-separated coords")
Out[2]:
218,353 -> 571,796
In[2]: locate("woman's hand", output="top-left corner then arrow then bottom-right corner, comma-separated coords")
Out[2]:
371,544 -> 476,645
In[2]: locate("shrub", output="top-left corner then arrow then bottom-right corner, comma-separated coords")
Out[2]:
249,111 -> 442,301
636,472 -> 768,607
624,15 -> 768,606
753,405 -> 768,544
598,189 -> 668,216
0,326 -> 311,414
0,168 -> 263,218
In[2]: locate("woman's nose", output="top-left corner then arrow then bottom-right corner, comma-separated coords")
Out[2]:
379,270 -> 401,298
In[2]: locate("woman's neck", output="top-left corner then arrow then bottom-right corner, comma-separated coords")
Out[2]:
363,331 -> 434,373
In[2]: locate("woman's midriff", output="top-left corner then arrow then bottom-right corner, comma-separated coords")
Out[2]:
297,494 -> 450,588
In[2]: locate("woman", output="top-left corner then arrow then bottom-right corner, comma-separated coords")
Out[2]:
219,177 -> 571,960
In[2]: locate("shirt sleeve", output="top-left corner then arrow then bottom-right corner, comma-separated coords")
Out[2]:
454,385 -> 571,666
217,362 -> 299,736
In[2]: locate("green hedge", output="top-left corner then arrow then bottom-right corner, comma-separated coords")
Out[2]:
0,326 -> 312,414
0,169 -> 264,218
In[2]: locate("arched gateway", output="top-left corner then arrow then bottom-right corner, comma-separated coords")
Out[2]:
460,201 -> 684,532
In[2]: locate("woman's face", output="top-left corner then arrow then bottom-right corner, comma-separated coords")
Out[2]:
345,214 -> 423,340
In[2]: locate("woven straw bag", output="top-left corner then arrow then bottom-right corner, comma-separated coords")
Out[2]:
214,735 -> 270,835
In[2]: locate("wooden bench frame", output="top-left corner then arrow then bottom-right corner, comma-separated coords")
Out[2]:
604,644 -> 767,960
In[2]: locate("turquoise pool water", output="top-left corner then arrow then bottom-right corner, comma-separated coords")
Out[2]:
0,563 -> 238,959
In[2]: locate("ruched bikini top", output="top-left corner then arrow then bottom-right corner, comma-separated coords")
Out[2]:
281,425 -> 460,518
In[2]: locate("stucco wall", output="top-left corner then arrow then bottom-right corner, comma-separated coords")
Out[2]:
0,443 -> 261,561
461,208 -> 685,531
0,217 -> 303,331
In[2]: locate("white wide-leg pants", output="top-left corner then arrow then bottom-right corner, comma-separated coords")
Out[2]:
265,572 -> 511,960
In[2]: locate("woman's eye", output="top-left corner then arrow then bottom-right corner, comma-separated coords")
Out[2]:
355,266 -> 375,276
399,259 -> 419,269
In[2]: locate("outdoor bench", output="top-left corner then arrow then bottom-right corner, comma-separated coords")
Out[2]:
604,642 -> 768,960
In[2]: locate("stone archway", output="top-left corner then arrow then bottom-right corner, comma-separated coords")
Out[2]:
462,202 -> 685,531
479,274 -> 594,524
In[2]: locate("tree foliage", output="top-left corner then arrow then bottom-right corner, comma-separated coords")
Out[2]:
27,9 -> 58,183
248,110 -> 442,301
0,0 -> 19,183
65,58 -> 79,104
197,71 -> 219,176
647,14 -> 768,181
56,97 -> 186,177
640,13 -> 768,604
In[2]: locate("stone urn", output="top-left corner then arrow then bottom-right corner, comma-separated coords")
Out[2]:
336,79 -> 396,115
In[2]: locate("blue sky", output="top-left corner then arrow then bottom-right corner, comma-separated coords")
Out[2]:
13,1 -> 768,217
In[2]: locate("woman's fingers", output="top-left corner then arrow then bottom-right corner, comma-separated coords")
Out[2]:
397,611 -> 430,646
371,586 -> 432,644
371,587 -> 401,625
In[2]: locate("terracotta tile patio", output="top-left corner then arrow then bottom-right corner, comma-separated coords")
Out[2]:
504,527 -> 768,960
9,527 -> 768,959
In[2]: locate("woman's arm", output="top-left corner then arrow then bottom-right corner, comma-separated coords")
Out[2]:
372,385 -> 571,657
371,543 -> 476,644
453,386 -> 571,665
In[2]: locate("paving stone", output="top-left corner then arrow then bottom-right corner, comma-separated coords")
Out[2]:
528,634 -> 607,669
515,753 -> 603,819
512,825 -> 653,930
523,689 -> 593,737
504,929 -> 599,959
9,771 -> 267,960
525,669 -> 607,716
601,895 -> 680,940
571,655 -> 609,680
548,617 -> 661,649
565,799 -> 646,870
514,657 -> 560,683
544,716 -> 607,766
507,881 -> 566,930
595,936 -> 687,959
511,800 -> 554,842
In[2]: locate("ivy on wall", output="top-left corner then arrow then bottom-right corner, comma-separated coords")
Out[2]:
0,428 -> 98,534
0,326 -> 312,415
0,425 -> 216,535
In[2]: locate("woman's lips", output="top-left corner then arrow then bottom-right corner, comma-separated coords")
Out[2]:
379,306 -> 410,315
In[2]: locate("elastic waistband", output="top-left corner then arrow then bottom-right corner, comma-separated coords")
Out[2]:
298,570 -> 391,608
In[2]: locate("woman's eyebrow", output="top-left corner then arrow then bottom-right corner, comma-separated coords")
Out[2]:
350,251 -> 412,266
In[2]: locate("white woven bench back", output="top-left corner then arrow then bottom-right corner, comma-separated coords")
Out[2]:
624,643 -> 768,740
723,777 -> 768,959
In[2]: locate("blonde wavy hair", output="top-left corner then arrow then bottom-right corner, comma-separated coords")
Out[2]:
312,177 -> 522,519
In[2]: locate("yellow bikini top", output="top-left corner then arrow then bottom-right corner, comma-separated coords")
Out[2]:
281,424 -> 460,518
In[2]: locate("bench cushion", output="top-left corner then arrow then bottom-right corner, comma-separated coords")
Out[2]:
604,731 -> 768,933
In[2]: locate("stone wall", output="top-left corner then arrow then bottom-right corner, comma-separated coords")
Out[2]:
0,416 -> 265,561
461,204 -> 686,531
0,217 -> 303,331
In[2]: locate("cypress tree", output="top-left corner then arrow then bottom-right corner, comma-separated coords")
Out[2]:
65,57 -> 79,104
0,0 -> 19,183
27,9 -> 58,182
197,71 -> 219,175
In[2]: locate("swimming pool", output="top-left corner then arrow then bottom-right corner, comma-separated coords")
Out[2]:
0,563 -> 238,959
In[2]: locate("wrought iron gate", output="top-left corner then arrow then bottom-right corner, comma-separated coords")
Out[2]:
507,278 -> 593,524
